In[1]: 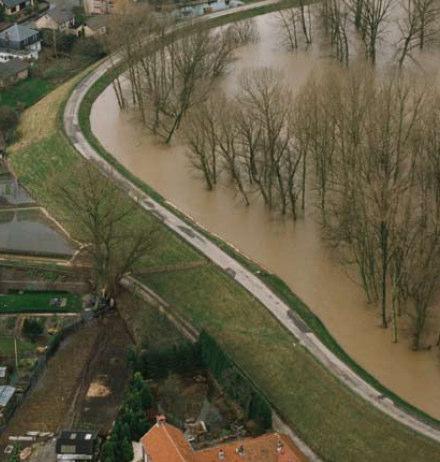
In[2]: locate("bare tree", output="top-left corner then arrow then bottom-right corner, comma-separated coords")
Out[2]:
348,0 -> 394,63
182,96 -> 221,190
50,164 -> 158,297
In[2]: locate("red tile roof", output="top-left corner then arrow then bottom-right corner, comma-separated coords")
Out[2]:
141,422 -> 307,462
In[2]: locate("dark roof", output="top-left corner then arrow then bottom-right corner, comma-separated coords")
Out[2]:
0,24 -> 39,43
1,0 -> 29,8
47,6 -> 74,24
0,58 -> 29,79
84,15 -> 109,30
56,430 -> 97,455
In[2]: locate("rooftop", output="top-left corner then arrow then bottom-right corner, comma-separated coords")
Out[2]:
0,58 -> 29,78
1,0 -> 28,8
84,14 -> 109,31
141,419 -> 307,462
0,385 -> 15,407
0,23 -> 39,43
46,6 -> 74,25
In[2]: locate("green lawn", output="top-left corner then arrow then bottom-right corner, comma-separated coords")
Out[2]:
0,291 -> 82,314
7,17 -> 440,462
0,78 -> 55,110
0,336 -> 35,358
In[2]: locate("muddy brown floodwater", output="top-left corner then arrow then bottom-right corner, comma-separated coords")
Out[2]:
91,13 -> 440,419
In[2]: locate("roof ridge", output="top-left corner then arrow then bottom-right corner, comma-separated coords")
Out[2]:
162,423 -> 192,462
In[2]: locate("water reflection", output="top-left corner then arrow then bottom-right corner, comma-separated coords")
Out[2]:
0,209 -> 74,257
0,174 -> 35,206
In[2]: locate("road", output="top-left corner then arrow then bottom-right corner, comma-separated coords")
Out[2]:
63,0 -> 440,453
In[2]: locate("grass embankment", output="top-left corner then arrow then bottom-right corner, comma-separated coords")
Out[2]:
0,291 -> 81,314
8,32 -> 440,462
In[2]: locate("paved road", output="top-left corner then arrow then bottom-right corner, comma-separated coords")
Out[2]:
63,0 -> 440,451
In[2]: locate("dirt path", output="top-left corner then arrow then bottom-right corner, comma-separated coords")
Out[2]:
70,313 -> 133,434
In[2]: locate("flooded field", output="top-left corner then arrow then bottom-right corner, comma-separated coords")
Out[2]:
0,173 -> 75,258
91,13 -> 440,418
0,208 -> 74,257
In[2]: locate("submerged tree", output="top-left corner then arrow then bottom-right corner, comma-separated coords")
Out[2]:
297,64 -> 440,344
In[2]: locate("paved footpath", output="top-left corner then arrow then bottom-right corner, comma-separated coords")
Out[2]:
63,0 -> 440,453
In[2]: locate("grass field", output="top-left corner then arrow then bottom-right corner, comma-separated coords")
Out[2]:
7,21 -> 440,462
0,291 -> 82,314
0,336 -> 35,357
0,79 -> 55,110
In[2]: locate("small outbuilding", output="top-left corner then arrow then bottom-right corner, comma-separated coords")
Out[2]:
0,58 -> 30,88
0,385 -> 16,426
55,430 -> 97,461
0,366 -> 8,385
76,15 -> 108,38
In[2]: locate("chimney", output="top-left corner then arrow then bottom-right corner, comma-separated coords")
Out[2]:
218,449 -> 225,460
277,439 -> 284,454
236,445 -> 245,457
156,415 -> 166,426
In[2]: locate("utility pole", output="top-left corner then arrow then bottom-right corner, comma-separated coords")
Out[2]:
14,336 -> 19,374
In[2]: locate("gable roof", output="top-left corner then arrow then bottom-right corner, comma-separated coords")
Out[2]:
141,423 -> 195,462
0,58 -> 29,79
0,24 -> 39,43
46,6 -> 74,25
141,422 -> 307,462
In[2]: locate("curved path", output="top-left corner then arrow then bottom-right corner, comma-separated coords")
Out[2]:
63,1 -> 440,450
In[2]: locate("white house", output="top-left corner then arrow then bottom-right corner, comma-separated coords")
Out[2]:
0,23 -> 41,62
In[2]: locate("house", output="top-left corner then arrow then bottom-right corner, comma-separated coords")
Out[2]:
140,416 -> 308,462
35,6 -> 76,32
0,24 -> 41,62
0,58 -> 29,88
0,0 -> 34,16
56,430 -> 97,461
0,385 -> 16,426
77,15 -> 108,38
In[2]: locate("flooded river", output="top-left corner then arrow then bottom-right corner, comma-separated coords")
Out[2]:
91,13 -> 440,418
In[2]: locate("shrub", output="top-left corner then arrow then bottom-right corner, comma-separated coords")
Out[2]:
72,37 -> 106,60
198,331 -> 272,430
22,318 -> 44,342
0,106 -> 19,141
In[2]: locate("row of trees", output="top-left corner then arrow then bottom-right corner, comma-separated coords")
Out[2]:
183,68 -> 306,218
297,65 -> 440,348
277,0 -> 440,66
183,62 -> 440,348
106,6 -> 257,143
